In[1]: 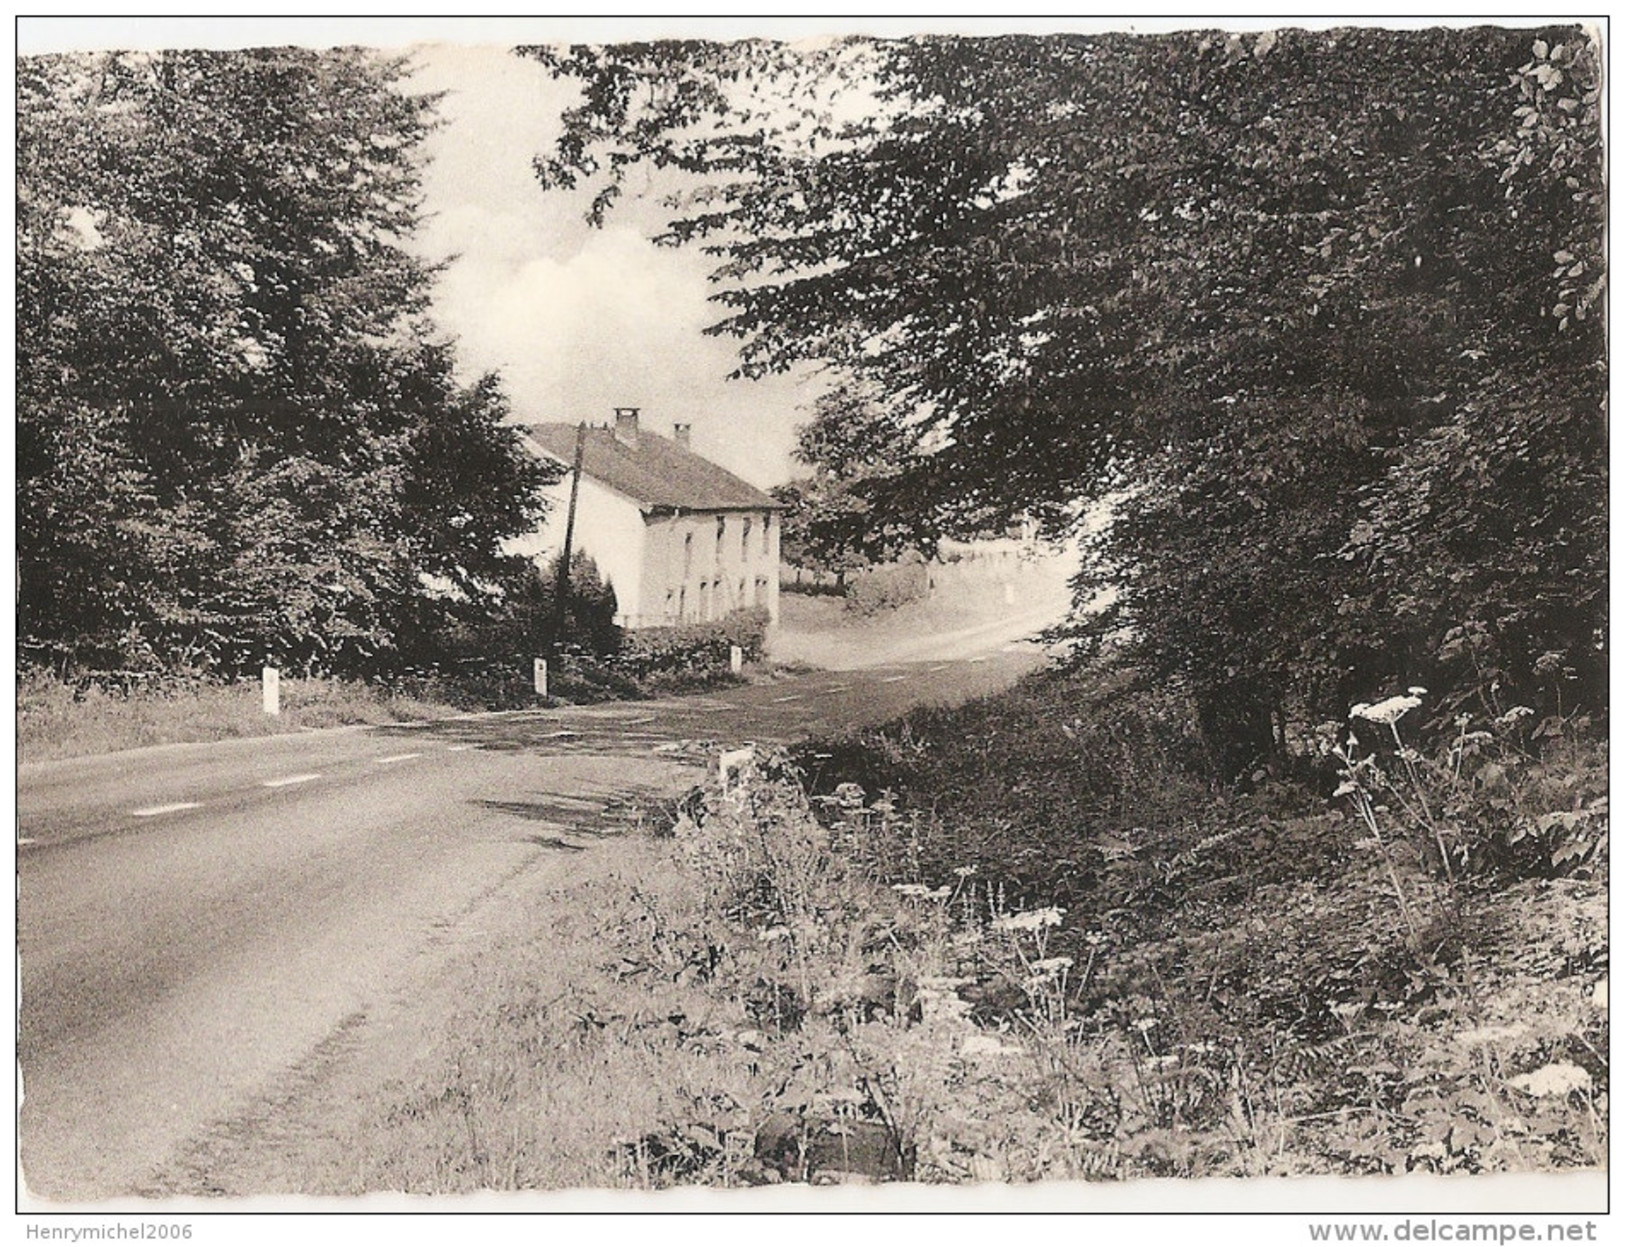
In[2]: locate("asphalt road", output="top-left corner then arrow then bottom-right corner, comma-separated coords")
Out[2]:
17,641 -> 1044,1202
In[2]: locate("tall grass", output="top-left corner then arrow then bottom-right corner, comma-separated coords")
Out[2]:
182,687 -> 1603,1191
17,671 -> 454,763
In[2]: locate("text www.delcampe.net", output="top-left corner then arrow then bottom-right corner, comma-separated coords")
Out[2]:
1309,1222 -> 1600,1244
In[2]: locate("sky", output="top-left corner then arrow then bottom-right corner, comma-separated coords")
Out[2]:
403,43 -> 811,488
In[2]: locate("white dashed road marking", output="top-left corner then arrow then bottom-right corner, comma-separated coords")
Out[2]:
880,675 -> 908,684
375,753 -> 422,764
262,773 -> 320,788
130,802 -> 201,818
771,695 -> 803,703
825,685 -> 851,692
928,665 -> 949,673
446,744 -> 478,752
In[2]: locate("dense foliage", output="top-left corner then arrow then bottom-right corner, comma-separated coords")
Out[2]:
772,380 -> 951,577
18,48 -> 555,678
618,606 -> 772,690
525,26 -> 1605,775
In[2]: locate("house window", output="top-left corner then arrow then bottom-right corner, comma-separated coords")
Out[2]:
741,517 -> 752,560
762,513 -> 772,555
678,585 -> 686,619
683,530 -> 693,576
740,578 -> 748,605
715,515 -> 727,564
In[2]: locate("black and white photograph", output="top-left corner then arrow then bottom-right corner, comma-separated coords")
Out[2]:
13,14 -> 1608,1231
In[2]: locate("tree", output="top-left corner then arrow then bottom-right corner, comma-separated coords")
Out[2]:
525,26 -> 1605,772
18,47 -> 555,676
435,551 -> 620,666
772,379 -> 942,578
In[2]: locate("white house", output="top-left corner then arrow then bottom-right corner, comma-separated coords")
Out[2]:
512,408 -> 783,631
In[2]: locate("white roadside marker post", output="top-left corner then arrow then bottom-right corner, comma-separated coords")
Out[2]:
730,644 -> 743,675
262,665 -> 280,716
718,745 -> 754,794
534,658 -> 548,698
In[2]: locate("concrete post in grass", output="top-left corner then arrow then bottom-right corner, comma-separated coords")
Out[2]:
730,644 -> 744,675
534,658 -> 548,698
718,745 -> 753,794
261,665 -> 280,716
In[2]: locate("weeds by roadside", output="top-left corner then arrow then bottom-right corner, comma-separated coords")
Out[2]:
214,670 -> 1604,1192
595,677 -> 1605,1186
16,609 -> 772,762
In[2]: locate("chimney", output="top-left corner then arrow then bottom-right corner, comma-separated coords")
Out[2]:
613,406 -> 640,447
672,422 -> 692,450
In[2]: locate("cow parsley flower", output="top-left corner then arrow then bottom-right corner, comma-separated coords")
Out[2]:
993,906 -> 1065,932
1351,694 -> 1422,726
1509,1062 -> 1593,1098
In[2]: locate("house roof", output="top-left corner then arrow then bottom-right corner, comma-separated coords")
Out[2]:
522,423 -> 784,514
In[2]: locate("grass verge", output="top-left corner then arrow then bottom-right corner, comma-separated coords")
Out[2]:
138,665 -> 1606,1192
17,671 -> 460,764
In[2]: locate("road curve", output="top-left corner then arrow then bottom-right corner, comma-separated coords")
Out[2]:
19,642 -> 1046,1202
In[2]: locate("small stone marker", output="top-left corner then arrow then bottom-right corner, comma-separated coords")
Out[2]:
718,745 -> 754,794
261,666 -> 280,716
533,658 -> 548,697
729,644 -> 744,675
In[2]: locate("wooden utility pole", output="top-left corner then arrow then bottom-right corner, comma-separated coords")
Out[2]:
552,421 -> 587,653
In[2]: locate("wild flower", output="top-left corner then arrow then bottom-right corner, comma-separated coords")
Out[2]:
993,906 -> 1065,933
1351,694 -> 1422,726
1030,957 -> 1074,977
892,883 -> 951,900
1508,1062 -> 1593,1098
953,865 -> 979,879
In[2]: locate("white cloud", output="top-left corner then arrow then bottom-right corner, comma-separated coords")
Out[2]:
408,44 -> 808,485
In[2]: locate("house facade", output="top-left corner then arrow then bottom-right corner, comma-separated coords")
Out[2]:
512,408 -> 783,631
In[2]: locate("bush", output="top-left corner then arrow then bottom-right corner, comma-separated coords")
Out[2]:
792,662 -> 1213,909
618,607 -> 770,692
413,552 -> 621,675
780,576 -> 847,598
844,563 -> 930,616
